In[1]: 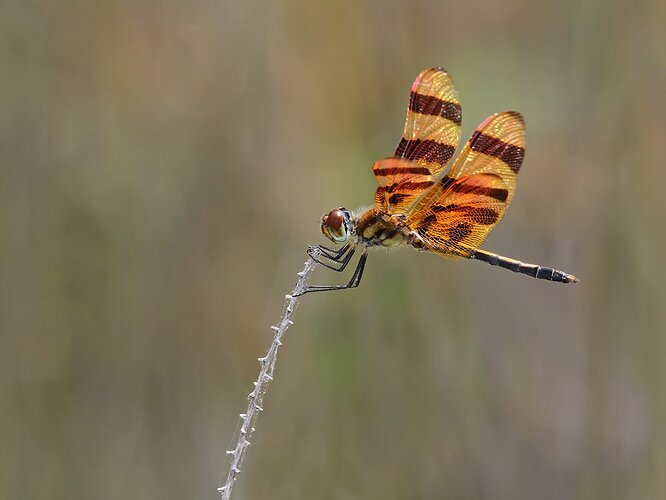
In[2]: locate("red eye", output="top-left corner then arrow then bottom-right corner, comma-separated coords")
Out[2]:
326,210 -> 343,230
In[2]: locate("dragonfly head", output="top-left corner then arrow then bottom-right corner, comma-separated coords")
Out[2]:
321,207 -> 353,244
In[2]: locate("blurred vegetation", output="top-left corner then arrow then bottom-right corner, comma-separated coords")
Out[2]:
1,0 -> 665,499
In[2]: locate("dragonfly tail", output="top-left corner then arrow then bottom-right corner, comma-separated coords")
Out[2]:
472,249 -> 578,284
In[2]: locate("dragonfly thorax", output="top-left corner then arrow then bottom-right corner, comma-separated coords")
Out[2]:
355,208 -> 414,248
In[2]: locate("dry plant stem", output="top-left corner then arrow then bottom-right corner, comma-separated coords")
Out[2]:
218,251 -> 320,500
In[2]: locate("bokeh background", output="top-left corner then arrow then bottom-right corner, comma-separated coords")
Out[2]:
1,0 -> 665,498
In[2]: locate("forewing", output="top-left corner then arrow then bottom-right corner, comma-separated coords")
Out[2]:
408,111 -> 526,257
372,158 -> 436,214
374,68 -> 462,214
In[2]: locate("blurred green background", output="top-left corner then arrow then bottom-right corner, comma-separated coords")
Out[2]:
1,0 -> 665,499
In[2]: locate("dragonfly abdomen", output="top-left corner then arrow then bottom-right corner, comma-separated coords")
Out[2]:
472,249 -> 578,283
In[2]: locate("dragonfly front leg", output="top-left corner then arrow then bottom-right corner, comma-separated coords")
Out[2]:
294,251 -> 368,297
307,244 -> 355,272
309,243 -> 349,261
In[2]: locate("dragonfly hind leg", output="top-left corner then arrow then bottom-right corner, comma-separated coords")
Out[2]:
294,250 -> 368,296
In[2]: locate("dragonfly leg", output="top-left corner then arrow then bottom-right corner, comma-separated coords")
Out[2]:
294,251 -> 368,296
309,243 -> 349,260
307,244 -> 355,271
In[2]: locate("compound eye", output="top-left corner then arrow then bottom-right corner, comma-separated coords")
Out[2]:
321,209 -> 349,243
326,210 -> 344,231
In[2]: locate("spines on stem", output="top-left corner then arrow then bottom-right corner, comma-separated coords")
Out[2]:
218,254 -> 319,500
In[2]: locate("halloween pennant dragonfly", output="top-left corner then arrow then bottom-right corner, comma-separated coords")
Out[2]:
295,68 -> 578,296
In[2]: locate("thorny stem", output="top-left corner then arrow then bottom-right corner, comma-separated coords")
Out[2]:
218,250 -> 320,500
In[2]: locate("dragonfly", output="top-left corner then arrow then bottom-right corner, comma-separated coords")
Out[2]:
295,68 -> 578,296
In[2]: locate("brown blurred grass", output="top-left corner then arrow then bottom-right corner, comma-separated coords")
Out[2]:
1,0 -> 665,499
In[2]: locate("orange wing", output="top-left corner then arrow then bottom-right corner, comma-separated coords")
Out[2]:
407,111 -> 526,257
374,68 -> 462,214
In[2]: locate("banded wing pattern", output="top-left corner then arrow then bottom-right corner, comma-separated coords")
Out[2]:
374,68 -> 462,214
409,111 -> 526,257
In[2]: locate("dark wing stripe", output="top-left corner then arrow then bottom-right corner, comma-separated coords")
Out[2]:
388,193 -> 411,205
421,213 -> 438,225
395,138 -> 456,166
447,222 -> 473,242
374,166 -> 432,176
466,207 -> 499,225
386,181 -> 434,193
450,184 -> 509,201
426,204 -> 499,225
409,92 -> 462,125
440,175 -> 455,192
469,132 -> 525,173
438,175 -> 509,201
431,203 -> 457,213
